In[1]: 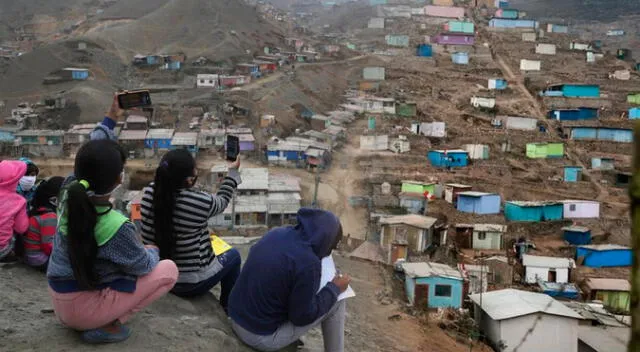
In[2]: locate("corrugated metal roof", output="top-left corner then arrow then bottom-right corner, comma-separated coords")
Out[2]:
239,168 -> 269,190
578,326 -> 629,352
223,194 -> 267,214
238,134 -> 255,142
469,289 -> 583,321
402,180 -> 436,186
563,199 -> 600,204
578,244 -> 630,251
267,192 -> 302,214
401,262 -> 463,280
200,129 -> 226,137
305,147 -> 326,158
507,200 -> 563,206
433,149 -> 468,153
564,301 -> 628,328
126,115 -> 148,123
485,256 -> 508,263
268,173 -> 301,192
457,191 -> 496,197
15,130 -> 65,136
473,224 -> 507,232
585,278 -> 630,292
562,226 -> 590,232
522,254 -> 575,268
171,132 -> 199,146
445,183 -> 472,188
146,129 -> 174,139
379,214 -> 438,229
118,130 -> 148,140
226,127 -> 253,135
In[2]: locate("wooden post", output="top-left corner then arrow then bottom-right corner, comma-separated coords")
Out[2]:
631,124 -> 640,352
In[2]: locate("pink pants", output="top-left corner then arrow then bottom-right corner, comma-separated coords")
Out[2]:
49,260 -> 178,330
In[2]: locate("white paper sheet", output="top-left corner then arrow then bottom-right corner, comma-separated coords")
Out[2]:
319,255 -> 356,301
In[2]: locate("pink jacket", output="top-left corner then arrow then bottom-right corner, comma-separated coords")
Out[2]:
0,161 -> 29,249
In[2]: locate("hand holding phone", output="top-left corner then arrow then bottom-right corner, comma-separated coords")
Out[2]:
117,90 -> 152,110
226,135 -> 240,162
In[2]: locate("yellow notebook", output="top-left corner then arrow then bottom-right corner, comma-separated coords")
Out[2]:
210,234 -> 232,256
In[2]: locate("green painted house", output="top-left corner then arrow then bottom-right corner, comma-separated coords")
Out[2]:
396,102 -> 417,117
525,143 -> 564,159
447,21 -> 475,34
401,181 -> 436,196
628,93 -> 640,105
583,278 -> 630,314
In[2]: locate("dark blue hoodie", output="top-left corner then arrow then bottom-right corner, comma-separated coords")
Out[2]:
228,208 -> 341,335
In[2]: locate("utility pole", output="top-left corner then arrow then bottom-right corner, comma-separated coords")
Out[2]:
312,164 -> 320,208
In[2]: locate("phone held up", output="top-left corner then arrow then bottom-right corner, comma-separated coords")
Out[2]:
117,90 -> 152,110
226,135 -> 240,162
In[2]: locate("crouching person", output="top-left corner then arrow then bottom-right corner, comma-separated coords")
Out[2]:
228,208 -> 351,352
47,140 -> 178,344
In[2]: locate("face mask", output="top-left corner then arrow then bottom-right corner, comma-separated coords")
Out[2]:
19,176 -> 37,191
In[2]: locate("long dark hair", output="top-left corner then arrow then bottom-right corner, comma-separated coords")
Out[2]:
67,140 -> 125,289
153,149 -> 195,260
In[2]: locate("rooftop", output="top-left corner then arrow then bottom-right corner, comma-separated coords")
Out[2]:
579,326 -> 629,352
171,132 -> 199,146
268,173 -> 302,192
578,244 -> 631,251
522,254 -> 575,268
401,262 -> 463,280
379,214 -> 438,229
469,289 -> 583,321
506,200 -> 563,207
223,194 -> 267,214
584,278 -> 630,292
402,180 -> 436,186
239,168 -> 269,191
15,130 -> 65,137
267,192 -> 302,214
146,129 -> 175,139
445,183 -> 472,188
432,149 -> 468,154
457,191 -> 497,197
564,301 -> 629,328
118,130 -> 148,140
562,226 -> 590,233
454,224 -> 507,232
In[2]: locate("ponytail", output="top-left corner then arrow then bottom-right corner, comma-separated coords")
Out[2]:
152,149 -> 195,260
66,181 -> 98,289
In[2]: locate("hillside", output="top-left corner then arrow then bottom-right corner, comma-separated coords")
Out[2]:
510,0 -> 640,21
85,0 -> 284,61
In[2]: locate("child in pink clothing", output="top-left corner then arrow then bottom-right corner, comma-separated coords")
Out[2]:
0,160 -> 29,261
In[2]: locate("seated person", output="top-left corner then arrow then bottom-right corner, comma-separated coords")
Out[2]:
228,208 -> 351,352
0,160 -> 30,261
23,176 -> 64,270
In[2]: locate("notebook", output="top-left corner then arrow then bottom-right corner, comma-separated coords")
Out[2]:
319,255 -> 356,301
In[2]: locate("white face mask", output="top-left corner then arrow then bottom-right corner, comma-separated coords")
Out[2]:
19,176 -> 37,191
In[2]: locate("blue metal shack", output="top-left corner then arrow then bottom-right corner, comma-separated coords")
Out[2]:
570,127 -> 632,143
542,84 -> 599,98
504,201 -> 563,222
489,19 -> 538,29
630,108 -> 640,119
0,129 -> 16,142
563,166 -> 582,182
416,44 -> 433,57
451,52 -> 469,65
145,129 -> 174,150
401,262 -> 464,309
538,281 -> 579,299
562,226 -> 591,245
428,149 -> 469,168
456,192 -> 501,215
576,244 -> 632,268
548,107 -> 598,120
591,157 -> 615,170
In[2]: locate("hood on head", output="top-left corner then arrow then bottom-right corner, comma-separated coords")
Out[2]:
296,207 -> 341,259
0,160 -> 27,189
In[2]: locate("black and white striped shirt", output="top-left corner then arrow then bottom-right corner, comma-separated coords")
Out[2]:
140,176 -> 238,283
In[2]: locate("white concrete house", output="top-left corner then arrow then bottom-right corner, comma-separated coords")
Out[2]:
196,74 -> 219,88
563,200 -> 600,219
522,254 -> 575,284
470,289 -> 582,352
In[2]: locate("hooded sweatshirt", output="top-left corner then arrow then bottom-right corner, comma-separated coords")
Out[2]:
0,161 -> 29,249
228,208 -> 341,335
16,157 -> 38,203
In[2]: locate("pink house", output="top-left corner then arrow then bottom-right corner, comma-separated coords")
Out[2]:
424,5 -> 465,18
432,33 -> 475,46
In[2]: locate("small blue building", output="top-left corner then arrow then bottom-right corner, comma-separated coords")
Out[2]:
416,44 -> 433,57
0,128 -> 16,143
548,107 -> 598,120
563,166 -> 582,182
504,201 -> 563,222
591,157 -> 615,170
145,129 -> 175,150
456,192 -> 501,215
541,84 -> 599,98
428,149 -> 469,168
576,244 -> 632,268
401,262 -> 464,309
629,108 -> 640,119
569,127 -> 632,143
538,281 -> 580,299
451,52 -> 469,65
63,68 -> 89,80
489,19 -> 538,29
562,226 -> 591,245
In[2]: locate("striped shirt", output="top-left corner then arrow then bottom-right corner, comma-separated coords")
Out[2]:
140,176 -> 238,283
24,208 -> 57,267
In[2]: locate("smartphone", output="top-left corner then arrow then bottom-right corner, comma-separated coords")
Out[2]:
117,90 -> 152,109
226,135 -> 240,162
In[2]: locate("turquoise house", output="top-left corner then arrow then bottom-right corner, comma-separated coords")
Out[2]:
505,201 -> 563,222
564,166 -> 582,182
401,262 -> 464,309
629,108 -> 640,119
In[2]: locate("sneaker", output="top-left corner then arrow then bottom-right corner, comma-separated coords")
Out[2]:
81,321 -> 131,344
